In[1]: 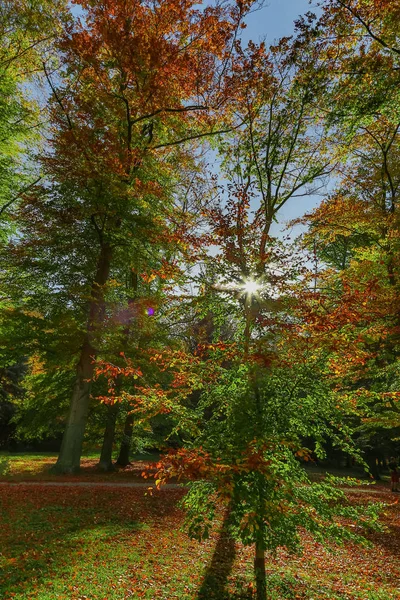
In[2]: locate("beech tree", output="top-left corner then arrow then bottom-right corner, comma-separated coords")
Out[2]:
4,0 -> 258,473
141,190 -> 380,600
299,115 -> 400,447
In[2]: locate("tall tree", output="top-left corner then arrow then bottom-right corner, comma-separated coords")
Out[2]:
6,0 -> 255,473
298,114 -> 400,447
103,35 -> 375,597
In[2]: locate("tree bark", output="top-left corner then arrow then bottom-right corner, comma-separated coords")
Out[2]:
98,402 -> 119,472
254,539 -> 266,600
116,412 -> 134,466
53,243 -> 112,474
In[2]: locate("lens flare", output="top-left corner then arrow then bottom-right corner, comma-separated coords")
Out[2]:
242,279 -> 260,295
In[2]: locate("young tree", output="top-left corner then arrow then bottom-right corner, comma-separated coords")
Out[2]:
150,194 -> 380,600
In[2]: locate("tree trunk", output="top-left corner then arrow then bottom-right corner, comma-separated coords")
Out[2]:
116,412 -> 134,466
98,271 -> 138,471
98,403 -> 119,472
366,455 -> 381,480
254,539 -> 266,600
53,243 -> 112,474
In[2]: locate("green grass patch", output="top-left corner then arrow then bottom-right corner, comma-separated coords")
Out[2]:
0,485 -> 398,599
0,451 -> 160,482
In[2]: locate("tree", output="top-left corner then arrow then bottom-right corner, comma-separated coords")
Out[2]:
4,0 -> 256,473
104,39 -> 381,585
0,0 -> 71,452
293,0 -> 400,134
150,193 -> 380,600
288,1 -> 400,470
139,37 -> 367,598
0,0 -> 68,228
297,113 -> 400,467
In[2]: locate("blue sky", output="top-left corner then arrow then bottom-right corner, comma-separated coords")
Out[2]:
243,0 -> 317,44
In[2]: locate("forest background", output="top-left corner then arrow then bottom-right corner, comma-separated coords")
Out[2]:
1,1 -> 400,599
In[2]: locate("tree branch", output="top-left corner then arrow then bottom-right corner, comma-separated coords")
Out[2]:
0,177 -> 41,217
335,0 -> 400,56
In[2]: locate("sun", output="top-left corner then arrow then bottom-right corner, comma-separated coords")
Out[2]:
241,279 -> 261,296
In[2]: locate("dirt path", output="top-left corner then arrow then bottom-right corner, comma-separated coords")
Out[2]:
0,481 -> 393,495
0,480 -> 183,489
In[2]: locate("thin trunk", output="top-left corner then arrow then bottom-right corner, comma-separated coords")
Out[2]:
98,402 -> 119,472
253,379 -> 266,600
97,271 -> 138,471
116,412 -> 134,466
254,538 -> 266,600
98,372 -> 123,471
366,455 -> 381,480
115,273 -> 138,467
53,243 -> 112,474
244,307 -> 251,359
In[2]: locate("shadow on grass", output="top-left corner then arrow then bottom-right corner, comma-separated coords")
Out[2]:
196,510 -> 252,600
0,486 -> 184,599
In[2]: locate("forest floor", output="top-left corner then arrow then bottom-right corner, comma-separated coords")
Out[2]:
0,452 -> 159,482
0,454 -> 399,600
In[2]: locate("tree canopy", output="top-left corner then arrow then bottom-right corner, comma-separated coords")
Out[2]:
1,1 -> 400,598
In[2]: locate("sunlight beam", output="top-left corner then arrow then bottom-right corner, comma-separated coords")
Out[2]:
242,279 -> 261,296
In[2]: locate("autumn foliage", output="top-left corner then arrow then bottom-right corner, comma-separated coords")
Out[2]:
1,1 -> 400,599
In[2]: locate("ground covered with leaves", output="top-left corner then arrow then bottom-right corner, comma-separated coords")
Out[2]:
0,481 -> 399,600
0,453 -> 157,482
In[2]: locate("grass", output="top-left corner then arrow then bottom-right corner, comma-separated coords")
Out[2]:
0,451 -> 159,482
0,481 -> 399,599
0,485 -> 239,600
